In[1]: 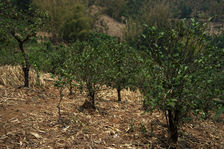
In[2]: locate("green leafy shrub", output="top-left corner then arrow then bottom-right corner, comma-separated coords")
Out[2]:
66,39 -> 108,109
86,32 -> 140,101
139,19 -> 210,146
104,40 -> 139,101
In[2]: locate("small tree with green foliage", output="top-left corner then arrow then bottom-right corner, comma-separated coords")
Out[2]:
69,40 -> 108,109
54,66 -> 72,124
140,19 -> 210,146
54,69 -> 69,124
0,1 -> 47,87
105,40 -> 139,101
85,32 -> 140,102
48,44 -> 73,123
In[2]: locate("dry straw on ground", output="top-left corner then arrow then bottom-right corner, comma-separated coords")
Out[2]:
0,65 -> 47,87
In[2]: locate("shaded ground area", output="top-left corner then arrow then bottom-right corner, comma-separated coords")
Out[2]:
0,82 -> 223,148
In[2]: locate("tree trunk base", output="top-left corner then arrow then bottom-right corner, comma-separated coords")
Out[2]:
168,110 -> 178,148
22,65 -> 30,88
117,86 -> 121,101
79,100 -> 96,112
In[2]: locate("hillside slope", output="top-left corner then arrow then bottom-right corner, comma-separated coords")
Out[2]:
0,67 -> 223,148
90,5 -> 125,40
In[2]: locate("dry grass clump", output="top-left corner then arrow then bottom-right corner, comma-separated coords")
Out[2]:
0,65 -> 47,87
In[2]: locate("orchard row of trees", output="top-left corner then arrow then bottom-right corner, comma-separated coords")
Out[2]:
0,0 -> 223,147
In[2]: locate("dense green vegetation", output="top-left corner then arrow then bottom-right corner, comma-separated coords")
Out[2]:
139,19 -> 221,145
89,0 -> 224,21
0,0 -> 223,148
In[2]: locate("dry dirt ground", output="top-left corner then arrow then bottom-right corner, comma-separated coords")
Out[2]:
0,67 -> 224,148
0,85 -> 223,149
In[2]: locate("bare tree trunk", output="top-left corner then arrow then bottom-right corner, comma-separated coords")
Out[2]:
22,63 -> 30,87
80,82 -> 96,110
19,41 -> 31,87
167,109 -> 179,148
11,32 -> 31,87
87,82 -> 95,109
57,88 -> 63,123
117,85 -> 121,101
117,74 -> 122,101
89,90 -> 95,109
